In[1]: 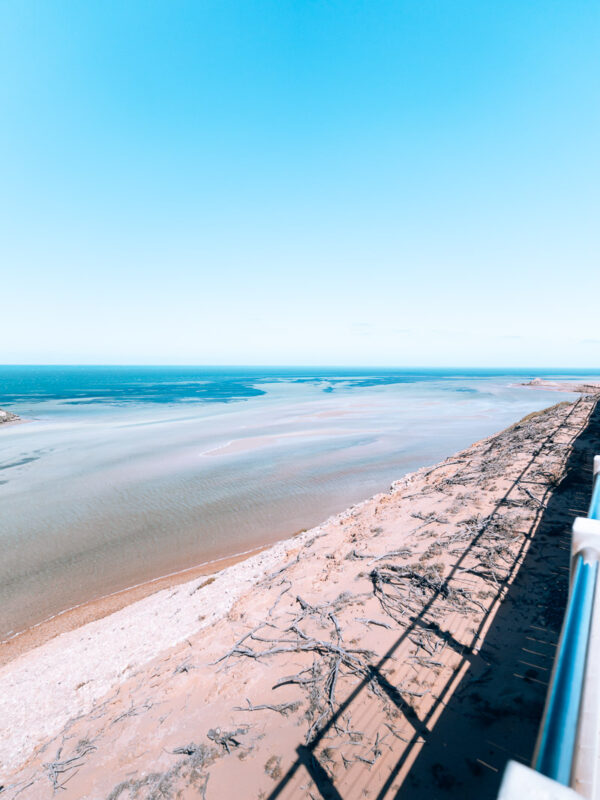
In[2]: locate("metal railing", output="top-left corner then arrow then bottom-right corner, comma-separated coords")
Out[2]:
589,460 -> 600,519
499,457 -> 600,800
534,554 -> 598,784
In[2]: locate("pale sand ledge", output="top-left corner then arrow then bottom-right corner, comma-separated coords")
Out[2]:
0,544 -> 279,665
0,530 -> 320,768
2,396 -> 599,799
521,378 -> 600,393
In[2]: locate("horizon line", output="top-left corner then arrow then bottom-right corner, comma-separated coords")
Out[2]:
2,364 -> 600,372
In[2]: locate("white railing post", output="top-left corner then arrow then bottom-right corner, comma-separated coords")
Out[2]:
498,760 -> 582,799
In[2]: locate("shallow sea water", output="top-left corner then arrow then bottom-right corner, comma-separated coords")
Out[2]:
0,366 -> 593,638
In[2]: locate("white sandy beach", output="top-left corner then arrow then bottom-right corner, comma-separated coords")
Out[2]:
1,393 -> 599,798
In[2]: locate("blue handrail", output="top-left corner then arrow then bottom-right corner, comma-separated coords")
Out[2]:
499,454 -> 600,798
534,554 -> 598,784
589,474 -> 600,520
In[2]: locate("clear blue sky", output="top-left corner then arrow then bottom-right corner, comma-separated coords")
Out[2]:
1,1 -> 598,366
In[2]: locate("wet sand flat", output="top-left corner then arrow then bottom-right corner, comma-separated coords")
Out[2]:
1,376 -> 576,642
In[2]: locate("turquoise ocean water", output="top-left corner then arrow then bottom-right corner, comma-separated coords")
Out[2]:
0,366 -> 596,639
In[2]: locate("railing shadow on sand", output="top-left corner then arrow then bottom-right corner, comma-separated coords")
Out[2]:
264,398 -> 600,800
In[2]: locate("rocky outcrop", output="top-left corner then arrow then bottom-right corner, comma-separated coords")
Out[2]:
0,408 -> 19,424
